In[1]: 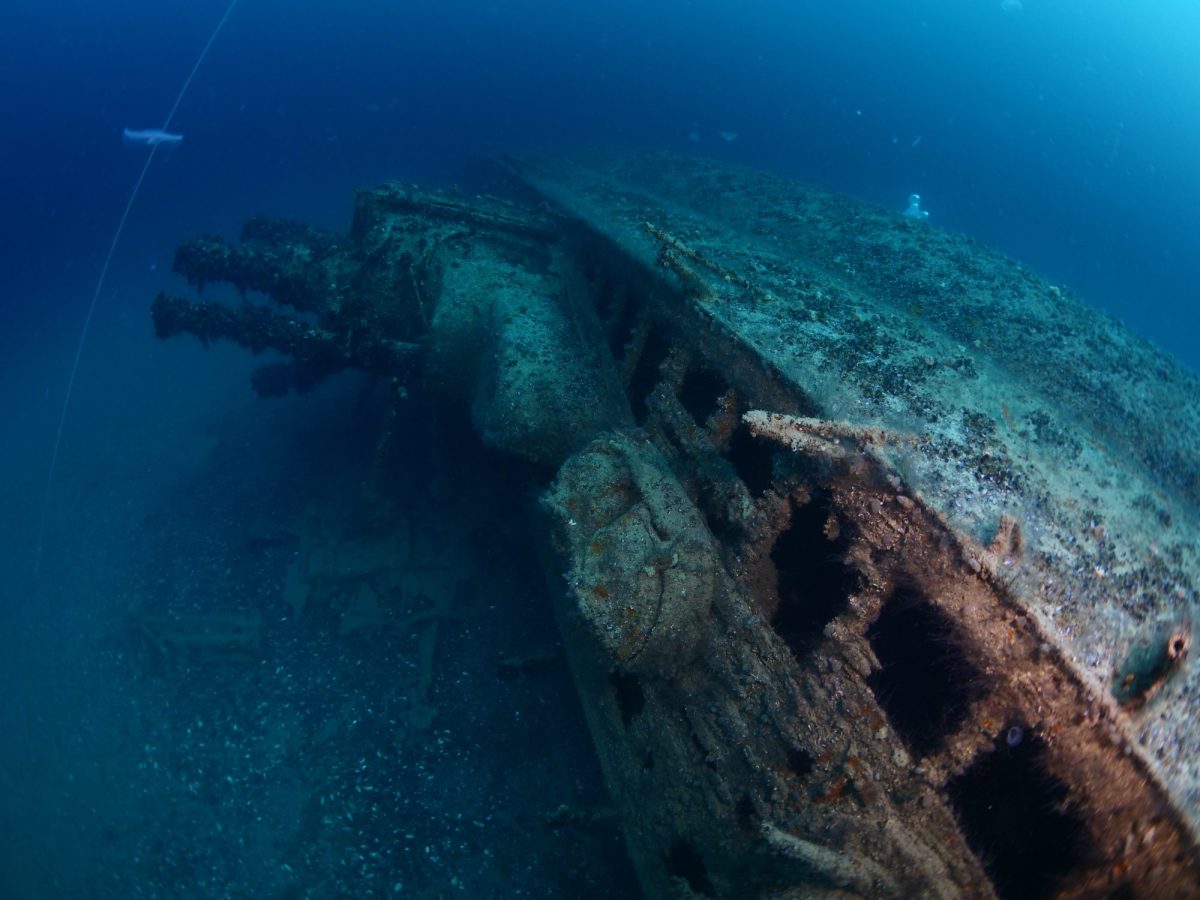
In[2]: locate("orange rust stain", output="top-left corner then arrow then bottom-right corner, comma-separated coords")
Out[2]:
812,775 -> 849,805
709,392 -> 739,445
857,703 -> 887,731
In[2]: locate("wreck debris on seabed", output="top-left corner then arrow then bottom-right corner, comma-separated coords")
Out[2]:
152,150 -> 1200,898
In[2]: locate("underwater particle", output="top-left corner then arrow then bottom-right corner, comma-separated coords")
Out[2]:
1112,616 -> 1191,707
903,194 -> 929,221
123,127 -> 183,146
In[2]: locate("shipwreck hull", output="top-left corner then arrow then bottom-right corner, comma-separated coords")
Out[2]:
152,151 -> 1200,898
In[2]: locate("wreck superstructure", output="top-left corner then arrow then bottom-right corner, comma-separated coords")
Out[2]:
153,151 -> 1200,898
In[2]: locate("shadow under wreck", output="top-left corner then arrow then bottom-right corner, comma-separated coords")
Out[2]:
153,150 -> 1200,899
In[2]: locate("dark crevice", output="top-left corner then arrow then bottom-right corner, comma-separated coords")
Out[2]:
769,491 -> 859,660
735,795 -> 756,830
610,670 -> 645,727
726,423 -> 777,496
693,476 -> 740,542
663,841 -> 716,897
947,727 -> 1090,900
678,367 -> 729,427
627,328 -> 671,425
605,285 -> 639,359
865,582 -> 985,758
786,747 -> 814,779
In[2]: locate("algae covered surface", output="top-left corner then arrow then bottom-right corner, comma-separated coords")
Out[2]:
126,148 -> 1200,896
514,150 -> 1200,821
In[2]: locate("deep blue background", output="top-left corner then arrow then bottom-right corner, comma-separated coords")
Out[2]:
0,4 -> 1196,892
1,0 -> 1198,395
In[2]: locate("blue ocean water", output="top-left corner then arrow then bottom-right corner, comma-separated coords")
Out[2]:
4,1 -> 1198,368
0,1 -> 1197,896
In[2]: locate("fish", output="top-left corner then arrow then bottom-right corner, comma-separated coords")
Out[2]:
122,127 -> 183,146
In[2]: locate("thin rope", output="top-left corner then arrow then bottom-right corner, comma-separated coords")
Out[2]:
34,0 -> 241,575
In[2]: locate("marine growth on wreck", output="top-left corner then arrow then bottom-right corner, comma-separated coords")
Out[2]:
153,150 -> 1200,899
